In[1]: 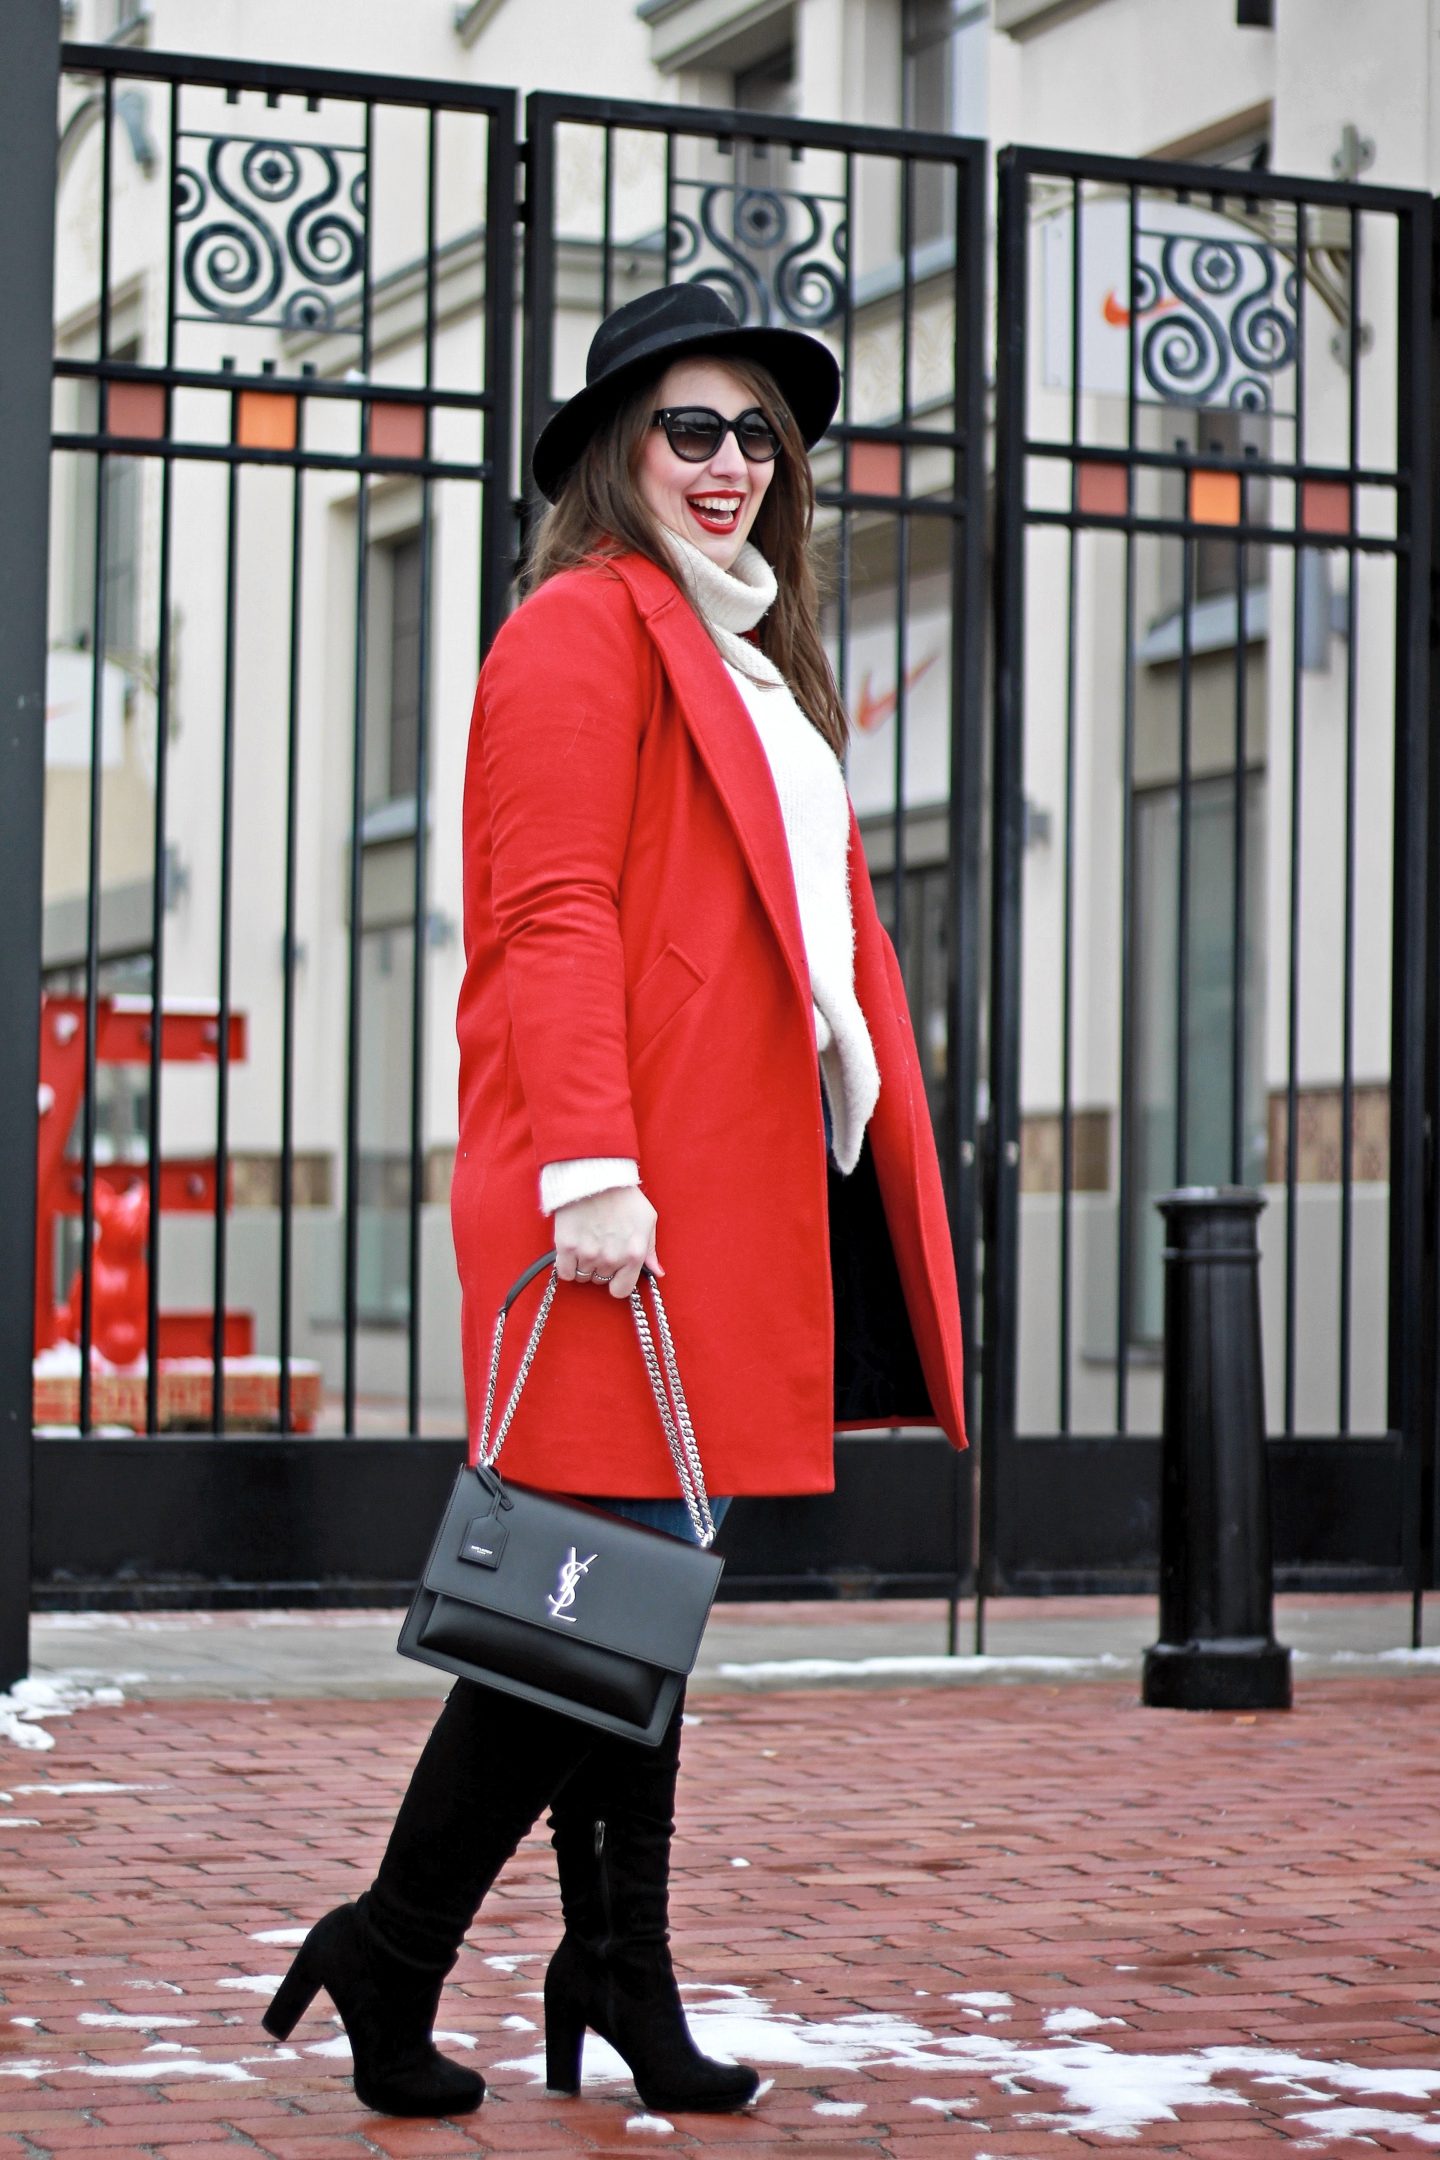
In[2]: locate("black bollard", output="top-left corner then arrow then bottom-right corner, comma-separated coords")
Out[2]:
1142,1188 -> 1291,1712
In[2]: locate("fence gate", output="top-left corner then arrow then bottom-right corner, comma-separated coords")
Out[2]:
26,44 -> 518,1609
16,48 -> 988,1616
520,92 -> 988,1602
982,145 -> 1434,1613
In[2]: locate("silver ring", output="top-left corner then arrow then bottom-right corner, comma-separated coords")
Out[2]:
593,1272 -> 613,1284
574,1269 -> 592,1280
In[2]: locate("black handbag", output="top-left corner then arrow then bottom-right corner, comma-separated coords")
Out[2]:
397,1252 -> 724,1746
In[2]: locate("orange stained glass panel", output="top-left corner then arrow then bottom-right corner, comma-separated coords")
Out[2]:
847,439 -> 903,498
1075,460 -> 1128,518
236,390 -> 298,451
1301,479 -> 1352,536
369,402 -> 427,460
106,380 -> 167,441
1189,469 -> 1242,527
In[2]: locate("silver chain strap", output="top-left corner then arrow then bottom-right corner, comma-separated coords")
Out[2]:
473,1268 -> 716,1550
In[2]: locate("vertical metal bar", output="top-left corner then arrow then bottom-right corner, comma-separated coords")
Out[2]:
1115,181 -> 1141,1436
407,501 -> 433,1439
482,94 -> 519,649
601,125 -> 614,321
1115,527 -> 1138,1433
834,150 -> 854,721
663,129 -> 675,287
278,453 -> 305,1438
0,12 -> 61,1685
341,101 -> 377,1438
1058,178 -> 1081,1434
405,111 -> 440,1438
979,149 -> 1029,1648
946,143 -> 988,1628
520,93 -> 557,575
892,155 -> 914,973
343,481 -> 371,1438
143,458 -> 175,1438
422,106 -> 439,393
211,451 -> 240,1430
1389,197 -> 1432,1644
78,76 -> 118,1441
359,100 -> 374,380
1175,532 -> 1194,1188
77,497 -> 107,1439
1283,200 -> 1308,1439
145,78 -> 181,1438
1230,546 -> 1248,1187
1336,203 -> 1362,1438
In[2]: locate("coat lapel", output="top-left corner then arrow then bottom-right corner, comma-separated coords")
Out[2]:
610,553 -> 813,1016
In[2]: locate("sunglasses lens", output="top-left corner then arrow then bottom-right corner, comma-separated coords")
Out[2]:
665,411 -> 723,460
736,413 -> 781,460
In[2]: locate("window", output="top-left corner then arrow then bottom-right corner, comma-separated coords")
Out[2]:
902,1 -> 988,245
356,925 -> 416,1327
67,341 -> 142,660
1129,776 -> 1267,1343
364,529 -> 427,815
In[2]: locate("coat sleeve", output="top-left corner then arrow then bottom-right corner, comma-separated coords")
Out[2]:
475,572 -> 651,1171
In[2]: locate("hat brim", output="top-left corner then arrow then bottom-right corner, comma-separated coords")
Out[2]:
530,320 -> 841,503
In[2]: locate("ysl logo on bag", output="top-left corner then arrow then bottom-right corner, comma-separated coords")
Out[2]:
546,1546 -> 597,1624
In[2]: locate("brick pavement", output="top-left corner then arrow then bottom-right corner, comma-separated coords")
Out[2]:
3,1679 -> 1440,2156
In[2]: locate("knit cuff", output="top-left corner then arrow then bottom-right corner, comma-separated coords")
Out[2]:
539,1157 -> 641,1215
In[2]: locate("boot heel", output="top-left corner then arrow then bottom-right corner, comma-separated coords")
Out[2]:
544,1998 -> 585,2095
262,1945 -> 321,2040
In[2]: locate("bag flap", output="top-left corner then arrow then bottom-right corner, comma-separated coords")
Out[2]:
421,1468 -> 723,1672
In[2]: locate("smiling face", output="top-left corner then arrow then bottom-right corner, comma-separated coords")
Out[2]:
634,358 -> 777,570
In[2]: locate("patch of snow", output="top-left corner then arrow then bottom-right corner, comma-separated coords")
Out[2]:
497,1982 -> 1440,2143
89,2056 -> 258,2083
625,2114 -> 676,2134
12,1781 -> 158,1795
716,1653 -> 1131,1681
0,1817 -> 41,1828
250,1927 -> 307,1946
483,1953 -> 540,1974
1293,2106 -> 1440,2145
914,2096 -> 974,2114
0,1675 -> 129,1751
9,2019 -> 40,2030
730,1856 -> 750,1868
501,2015 -> 535,2031
815,2099 -> 866,2116
1044,2007 -> 1123,2033
78,2013 -> 196,2030
0,2060 -> 56,2080
951,1992 -> 1014,2010
216,1975 -> 283,1997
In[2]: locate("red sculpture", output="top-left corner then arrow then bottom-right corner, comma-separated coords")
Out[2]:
65,1180 -> 150,1368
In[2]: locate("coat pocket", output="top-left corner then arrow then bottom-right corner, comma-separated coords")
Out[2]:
628,942 -> 706,1058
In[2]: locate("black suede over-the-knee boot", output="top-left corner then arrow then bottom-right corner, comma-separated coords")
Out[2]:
265,1680 -> 591,2116
543,1692 -> 759,2114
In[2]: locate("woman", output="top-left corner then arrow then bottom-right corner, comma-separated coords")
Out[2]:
264,284 -> 966,2119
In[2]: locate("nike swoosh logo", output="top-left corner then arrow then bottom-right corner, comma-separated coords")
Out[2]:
1103,287 -> 1183,328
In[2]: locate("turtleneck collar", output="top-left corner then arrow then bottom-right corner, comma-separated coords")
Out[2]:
660,530 -> 777,640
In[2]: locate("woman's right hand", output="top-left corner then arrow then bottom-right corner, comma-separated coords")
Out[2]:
553,1186 -> 662,1300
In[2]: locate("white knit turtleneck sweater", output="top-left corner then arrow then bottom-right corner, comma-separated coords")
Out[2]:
538,534 -> 880,1214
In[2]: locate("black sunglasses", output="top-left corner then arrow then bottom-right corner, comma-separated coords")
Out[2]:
650,405 -> 783,463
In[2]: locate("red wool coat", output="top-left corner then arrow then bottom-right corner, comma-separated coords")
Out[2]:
452,551 -> 966,1496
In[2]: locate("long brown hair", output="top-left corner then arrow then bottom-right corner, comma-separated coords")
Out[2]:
525,359 -> 848,757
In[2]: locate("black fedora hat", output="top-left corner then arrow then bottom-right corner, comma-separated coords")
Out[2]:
531,284 -> 841,503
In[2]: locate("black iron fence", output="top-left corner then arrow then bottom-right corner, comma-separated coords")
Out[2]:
985,147 -> 1434,1629
3,42 -> 1437,1658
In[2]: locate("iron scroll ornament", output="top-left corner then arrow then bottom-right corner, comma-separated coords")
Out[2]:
666,178 -> 847,331
174,134 -> 367,336
1135,234 -> 1299,414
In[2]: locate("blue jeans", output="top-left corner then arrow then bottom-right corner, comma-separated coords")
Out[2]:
582,1494 -> 731,1546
